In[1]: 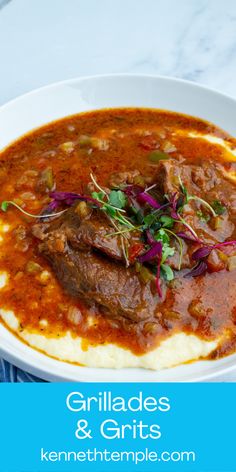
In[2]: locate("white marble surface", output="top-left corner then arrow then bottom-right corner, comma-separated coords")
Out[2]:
0,0 -> 236,381
0,0 -> 236,104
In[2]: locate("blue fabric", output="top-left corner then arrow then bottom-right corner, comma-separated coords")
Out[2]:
0,358 -> 44,382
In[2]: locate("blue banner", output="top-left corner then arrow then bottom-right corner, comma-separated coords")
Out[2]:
0,383 -> 235,471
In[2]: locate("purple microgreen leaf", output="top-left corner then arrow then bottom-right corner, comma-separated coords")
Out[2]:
124,184 -> 162,210
137,192 -> 161,209
49,191 -> 80,201
137,237 -> 163,297
49,191 -> 101,208
123,185 -> 144,197
146,229 -> 155,245
138,241 -> 162,263
47,200 -> 60,211
184,260 -> 208,278
41,200 -> 61,215
190,240 -> 236,264
169,192 -> 179,219
176,231 -> 200,243
192,246 -> 213,261
171,210 -> 179,220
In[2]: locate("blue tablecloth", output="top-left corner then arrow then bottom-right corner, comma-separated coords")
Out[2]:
0,358 -> 43,382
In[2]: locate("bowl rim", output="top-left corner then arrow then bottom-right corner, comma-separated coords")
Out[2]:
1,72 -> 236,112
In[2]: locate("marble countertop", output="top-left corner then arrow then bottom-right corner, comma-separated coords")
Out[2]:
1,0 -> 236,104
0,0 -> 236,381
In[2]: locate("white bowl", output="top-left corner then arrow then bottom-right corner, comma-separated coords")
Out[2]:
0,74 -> 236,382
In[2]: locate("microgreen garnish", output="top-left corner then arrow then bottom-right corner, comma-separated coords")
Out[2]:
90,172 -> 108,197
184,239 -> 236,277
178,175 -> 188,200
154,228 -> 170,246
176,231 -> 198,242
137,192 -> 161,209
90,174 -> 138,266
192,246 -> 212,260
108,190 -> 127,209
0,201 -> 66,219
185,260 -> 207,278
91,190 -> 134,229
49,191 -> 101,209
177,215 -> 200,241
143,213 -> 157,228
162,228 -> 183,271
212,200 -> 226,216
120,236 -> 129,268
189,196 -> 217,217
138,241 -> 162,263
178,175 -> 217,217
196,210 -> 210,222
106,226 -> 141,237
159,215 -> 174,228
161,264 -> 174,281
1,201 -> 9,212
192,240 -> 236,262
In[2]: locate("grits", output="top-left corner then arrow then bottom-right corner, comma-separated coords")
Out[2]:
0,307 -> 219,370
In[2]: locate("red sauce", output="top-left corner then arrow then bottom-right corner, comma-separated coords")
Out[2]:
0,108 -> 235,358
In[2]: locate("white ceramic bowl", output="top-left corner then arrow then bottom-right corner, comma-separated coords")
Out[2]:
0,74 -> 236,382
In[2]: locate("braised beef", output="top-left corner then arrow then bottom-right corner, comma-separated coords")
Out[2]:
33,202 -> 142,264
108,170 -> 141,188
155,158 -> 236,244
40,246 -> 158,322
156,158 -> 236,203
33,204 -> 159,322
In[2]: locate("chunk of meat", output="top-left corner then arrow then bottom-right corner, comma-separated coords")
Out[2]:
155,158 -> 235,245
155,159 -> 186,195
191,163 -> 221,192
32,201 -> 161,322
33,206 -> 159,322
73,211 -> 142,262
108,170 -> 147,188
154,158 -> 217,196
33,203 -> 142,264
39,245 -> 158,322
155,158 -> 236,202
